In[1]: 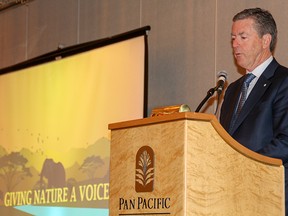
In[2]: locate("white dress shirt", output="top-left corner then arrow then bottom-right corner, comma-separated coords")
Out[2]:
246,55 -> 273,97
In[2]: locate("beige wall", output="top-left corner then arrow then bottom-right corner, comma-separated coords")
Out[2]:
1,0 -> 288,115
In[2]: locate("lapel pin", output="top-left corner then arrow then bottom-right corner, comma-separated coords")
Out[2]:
264,84 -> 267,87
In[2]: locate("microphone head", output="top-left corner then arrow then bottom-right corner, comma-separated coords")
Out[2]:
216,70 -> 228,95
217,70 -> 228,80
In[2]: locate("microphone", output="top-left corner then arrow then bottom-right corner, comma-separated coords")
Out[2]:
215,71 -> 228,95
195,70 -> 228,112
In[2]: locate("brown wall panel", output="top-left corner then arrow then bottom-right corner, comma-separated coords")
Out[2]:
1,0 -> 288,115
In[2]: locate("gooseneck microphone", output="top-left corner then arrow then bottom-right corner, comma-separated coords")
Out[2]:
215,71 -> 228,95
195,70 -> 228,112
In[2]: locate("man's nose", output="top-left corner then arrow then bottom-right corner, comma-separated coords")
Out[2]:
232,39 -> 239,47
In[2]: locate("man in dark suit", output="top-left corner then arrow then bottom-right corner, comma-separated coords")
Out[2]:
220,8 -> 288,213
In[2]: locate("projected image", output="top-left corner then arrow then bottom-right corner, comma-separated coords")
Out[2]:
0,31 -> 147,216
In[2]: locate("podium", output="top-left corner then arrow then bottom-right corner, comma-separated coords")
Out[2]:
108,112 -> 284,215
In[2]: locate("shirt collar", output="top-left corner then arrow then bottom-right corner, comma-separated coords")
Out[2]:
246,56 -> 273,77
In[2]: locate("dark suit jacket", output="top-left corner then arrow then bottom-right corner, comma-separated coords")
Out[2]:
221,58 -> 288,161
220,58 -> 288,209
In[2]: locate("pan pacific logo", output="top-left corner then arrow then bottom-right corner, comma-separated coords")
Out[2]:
135,146 -> 154,192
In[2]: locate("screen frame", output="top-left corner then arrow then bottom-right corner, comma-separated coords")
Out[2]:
0,25 -> 150,117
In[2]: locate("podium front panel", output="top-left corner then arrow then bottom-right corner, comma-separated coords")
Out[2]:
109,114 -> 284,215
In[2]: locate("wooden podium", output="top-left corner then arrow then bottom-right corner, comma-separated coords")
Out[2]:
108,112 -> 284,215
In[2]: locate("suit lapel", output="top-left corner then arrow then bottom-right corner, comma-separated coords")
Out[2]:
229,59 -> 279,135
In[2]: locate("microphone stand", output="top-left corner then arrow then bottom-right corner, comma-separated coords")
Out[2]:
195,87 -> 216,112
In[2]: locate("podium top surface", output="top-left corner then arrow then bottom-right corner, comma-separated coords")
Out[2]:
109,112 -> 282,167
108,112 -> 215,130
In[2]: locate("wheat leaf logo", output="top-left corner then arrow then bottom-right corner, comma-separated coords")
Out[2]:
136,150 -> 154,186
135,146 -> 154,193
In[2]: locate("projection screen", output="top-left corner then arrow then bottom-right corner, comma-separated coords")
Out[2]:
0,26 -> 150,216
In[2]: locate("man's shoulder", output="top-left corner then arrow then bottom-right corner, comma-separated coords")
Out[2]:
262,58 -> 288,79
276,63 -> 288,73
274,63 -> 288,80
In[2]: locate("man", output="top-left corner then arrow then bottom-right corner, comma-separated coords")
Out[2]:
220,8 -> 288,212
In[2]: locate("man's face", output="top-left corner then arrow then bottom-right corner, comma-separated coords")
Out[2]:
231,18 -> 269,71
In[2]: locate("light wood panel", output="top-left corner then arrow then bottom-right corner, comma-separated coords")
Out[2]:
109,113 -> 284,215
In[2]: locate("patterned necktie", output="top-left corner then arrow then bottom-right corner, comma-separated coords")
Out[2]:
229,73 -> 256,132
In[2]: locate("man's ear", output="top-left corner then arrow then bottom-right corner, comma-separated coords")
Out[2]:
262,34 -> 272,49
